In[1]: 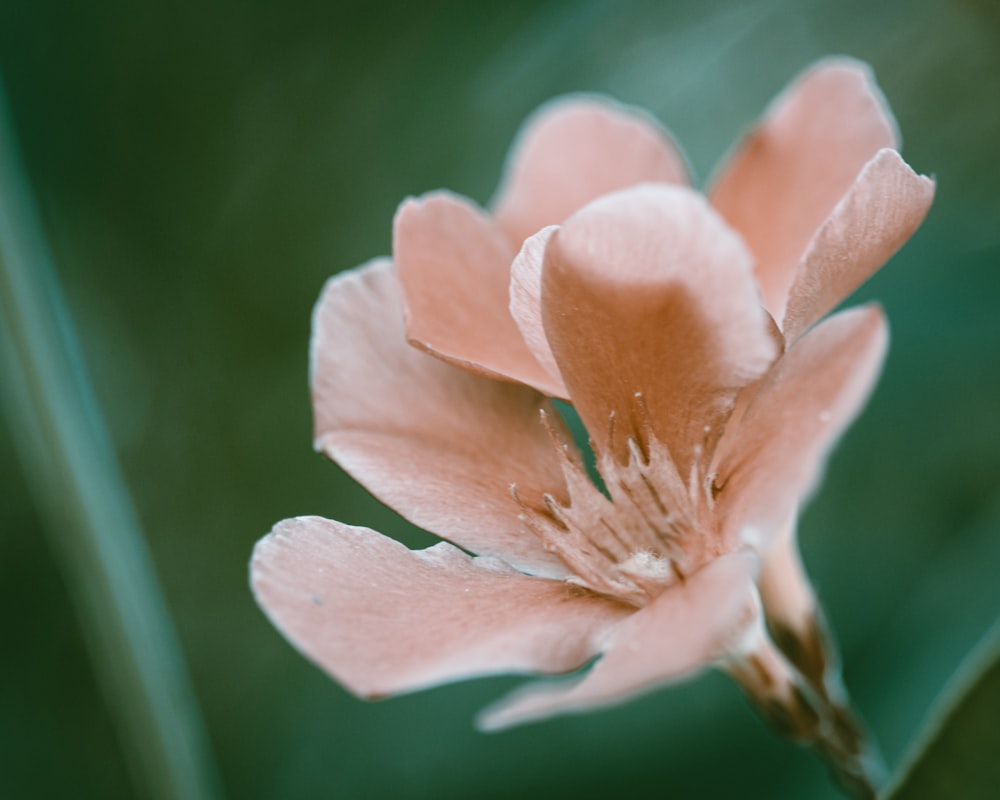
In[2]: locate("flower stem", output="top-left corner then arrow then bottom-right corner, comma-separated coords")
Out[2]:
0,79 -> 224,800
727,620 -> 885,799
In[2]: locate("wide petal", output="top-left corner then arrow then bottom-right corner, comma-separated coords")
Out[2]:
394,192 -> 562,396
311,258 -> 570,576
709,58 -> 898,322
541,184 -> 776,480
252,517 -> 633,698
713,305 -> 888,547
491,96 -> 689,245
782,149 -> 936,341
478,551 -> 759,730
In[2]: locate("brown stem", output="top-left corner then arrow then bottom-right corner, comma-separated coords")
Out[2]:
726,624 -> 885,799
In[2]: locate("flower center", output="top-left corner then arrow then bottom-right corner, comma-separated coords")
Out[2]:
512,404 -> 721,607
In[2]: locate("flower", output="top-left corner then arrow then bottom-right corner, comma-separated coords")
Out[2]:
250,58 -> 933,793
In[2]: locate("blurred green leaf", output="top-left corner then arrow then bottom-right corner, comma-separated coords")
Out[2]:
886,619 -> 1000,800
0,79 -> 222,800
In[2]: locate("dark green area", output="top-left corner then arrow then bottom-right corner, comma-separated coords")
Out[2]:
889,622 -> 1000,800
1,0 -> 998,798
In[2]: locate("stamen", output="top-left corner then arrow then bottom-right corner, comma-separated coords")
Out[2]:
599,518 -> 631,556
515,404 -> 718,606
538,406 -> 583,467
541,493 -> 570,531
626,437 -> 649,470
615,477 -> 665,552
688,455 -> 703,510
630,392 -> 651,463
638,471 -> 668,516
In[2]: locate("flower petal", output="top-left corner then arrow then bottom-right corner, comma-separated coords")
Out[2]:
782,149 -> 936,341
509,225 -> 567,396
478,551 -> 759,730
541,184 -> 776,479
252,517 -> 633,698
394,192 -> 562,396
709,58 -> 898,322
713,305 -> 888,546
312,258 -> 570,575
491,96 -> 689,245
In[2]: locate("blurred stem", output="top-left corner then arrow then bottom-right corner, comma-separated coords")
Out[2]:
760,525 -> 884,783
0,81 -> 223,800
728,619 -> 885,799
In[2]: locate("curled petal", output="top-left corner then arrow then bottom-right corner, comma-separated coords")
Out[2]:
713,305 -> 888,547
394,192 -> 562,395
492,96 -> 689,245
542,184 -> 776,478
509,225 -> 567,396
710,58 -> 898,321
311,259 -> 571,575
252,517 -> 632,698
782,149 -> 936,341
478,551 -> 760,731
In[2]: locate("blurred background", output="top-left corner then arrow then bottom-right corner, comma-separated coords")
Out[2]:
1,0 -> 998,797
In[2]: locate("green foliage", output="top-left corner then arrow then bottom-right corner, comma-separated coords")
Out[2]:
887,622 -> 1000,800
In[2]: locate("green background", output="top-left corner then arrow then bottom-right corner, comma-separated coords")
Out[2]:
2,0 -> 998,797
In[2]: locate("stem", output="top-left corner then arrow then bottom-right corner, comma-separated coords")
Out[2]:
0,78 -> 223,800
758,524 -> 886,792
727,618 -> 885,799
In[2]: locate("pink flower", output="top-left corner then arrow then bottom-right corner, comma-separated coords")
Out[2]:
251,58 -> 933,791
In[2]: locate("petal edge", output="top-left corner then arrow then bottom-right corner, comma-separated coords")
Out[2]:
492,95 -> 690,245
478,551 -> 759,730
710,57 -> 899,321
252,517 -> 632,698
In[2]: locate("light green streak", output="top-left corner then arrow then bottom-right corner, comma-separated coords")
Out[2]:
885,614 -> 1000,798
0,80 -> 223,800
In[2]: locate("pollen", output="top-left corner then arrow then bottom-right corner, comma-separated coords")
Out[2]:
619,550 -> 674,581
